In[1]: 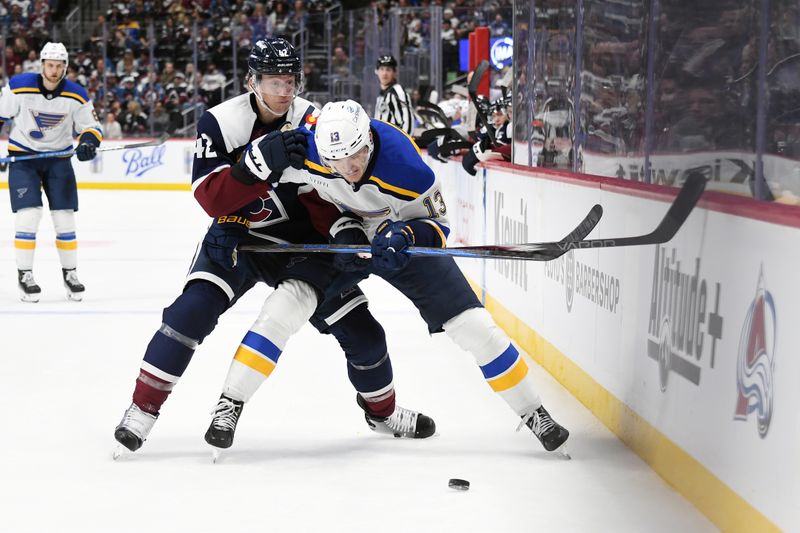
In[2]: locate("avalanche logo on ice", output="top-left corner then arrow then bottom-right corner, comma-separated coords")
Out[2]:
123,145 -> 166,177
734,266 -> 777,439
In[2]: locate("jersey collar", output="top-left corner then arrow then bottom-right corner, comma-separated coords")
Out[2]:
37,75 -> 66,100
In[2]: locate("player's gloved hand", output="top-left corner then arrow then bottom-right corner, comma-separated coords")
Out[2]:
0,162 -> 7,172
371,219 -> 415,272
75,142 -> 98,161
203,215 -> 251,271
426,136 -> 448,163
330,216 -> 371,272
235,130 -> 308,184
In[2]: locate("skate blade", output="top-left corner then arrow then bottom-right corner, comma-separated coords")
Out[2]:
551,443 -> 571,460
211,447 -> 222,463
66,290 -> 84,302
112,444 -> 127,460
19,292 -> 40,303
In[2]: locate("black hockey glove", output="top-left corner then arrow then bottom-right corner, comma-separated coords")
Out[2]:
426,136 -> 449,163
329,215 -> 371,272
75,142 -> 98,161
233,130 -> 308,185
203,214 -> 251,271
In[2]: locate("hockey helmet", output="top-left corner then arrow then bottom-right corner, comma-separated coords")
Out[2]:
247,38 -> 304,104
40,42 -> 69,64
315,100 -> 374,181
376,55 -> 398,69
248,38 -> 302,77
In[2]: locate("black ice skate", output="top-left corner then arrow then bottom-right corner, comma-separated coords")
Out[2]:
113,403 -> 158,459
520,405 -> 570,457
205,394 -> 244,450
18,270 -> 41,303
357,394 -> 436,439
62,268 -> 85,301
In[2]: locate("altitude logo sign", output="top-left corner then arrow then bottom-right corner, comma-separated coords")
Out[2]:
646,246 -> 724,392
733,266 -> 777,438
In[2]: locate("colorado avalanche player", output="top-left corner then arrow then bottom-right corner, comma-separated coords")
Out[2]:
214,100 -> 570,455
0,42 -> 100,302
113,40 -> 433,458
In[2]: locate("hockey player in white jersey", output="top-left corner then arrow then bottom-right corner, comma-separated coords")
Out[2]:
0,42 -> 101,302
374,55 -> 414,135
214,100 -> 570,455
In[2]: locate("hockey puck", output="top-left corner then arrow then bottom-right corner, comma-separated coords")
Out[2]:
448,478 -> 470,491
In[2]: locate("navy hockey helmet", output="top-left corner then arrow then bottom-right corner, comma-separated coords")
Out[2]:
248,38 -> 302,77
247,37 -> 304,105
376,55 -> 398,69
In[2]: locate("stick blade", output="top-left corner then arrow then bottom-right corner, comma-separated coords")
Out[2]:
651,171 -> 706,242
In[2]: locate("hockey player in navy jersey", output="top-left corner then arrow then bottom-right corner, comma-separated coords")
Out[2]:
113,39 -> 433,456
213,99 -> 570,454
0,42 -> 101,302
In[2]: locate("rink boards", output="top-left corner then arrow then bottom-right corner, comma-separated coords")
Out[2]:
433,157 -> 797,533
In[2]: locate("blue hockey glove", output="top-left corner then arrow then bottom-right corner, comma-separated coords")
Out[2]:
371,219 -> 415,272
234,130 -> 307,185
203,215 -> 251,270
75,142 -> 98,161
330,216 -> 371,272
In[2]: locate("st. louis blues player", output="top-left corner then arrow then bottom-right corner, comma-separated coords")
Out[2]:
213,99 -> 570,455
0,42 -> 101,302
113,39 -> 433,457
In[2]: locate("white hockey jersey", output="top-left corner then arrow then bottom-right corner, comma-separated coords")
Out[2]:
0,73 -> 102,153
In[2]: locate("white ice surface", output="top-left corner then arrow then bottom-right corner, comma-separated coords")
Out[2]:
0,190 -> 716,533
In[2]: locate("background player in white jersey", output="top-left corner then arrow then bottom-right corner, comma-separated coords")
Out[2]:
114,39 -> 433,456
214,100 -> 570,455
0,42 -> 101,302
374,55 -> 413,135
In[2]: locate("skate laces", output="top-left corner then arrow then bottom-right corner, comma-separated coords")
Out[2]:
65,270 -> 80,284
384,406 -> 418,435
517,408 -> 555,436
20,271 -> 36,286
210,397 -> 240,431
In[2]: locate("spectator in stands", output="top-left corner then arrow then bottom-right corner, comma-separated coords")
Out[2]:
22,50 -> 39,73
268,1 -> 291,36
4,47 -> 21,78
159,61 -> 176,87
303,62 -> 323,92
150,101 -> 171,134
489,13 -> 509,37
287,0 -> 308,33
103,112 -> 123,139
332,46 -> 350,77
116,49 -> 139,77
121,100 -> 149,135
184,63 -> 198,88
200,63 -> 226,107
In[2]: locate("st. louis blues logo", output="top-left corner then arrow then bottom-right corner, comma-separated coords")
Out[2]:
29,110 -> 66,139
734,266 -> 777,438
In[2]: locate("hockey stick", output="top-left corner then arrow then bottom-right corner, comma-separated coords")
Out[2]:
468,60 -> 497,147
0,133 -> 169,164
239,203 -> 604,261
238,173 -> 704,261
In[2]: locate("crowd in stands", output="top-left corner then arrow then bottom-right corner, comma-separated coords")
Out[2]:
0,0 -> 512,137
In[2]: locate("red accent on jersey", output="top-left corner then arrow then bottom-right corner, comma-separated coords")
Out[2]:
298,188 -> 343,238
193,167 -> 271,217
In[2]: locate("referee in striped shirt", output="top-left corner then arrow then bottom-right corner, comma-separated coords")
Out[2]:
374,55 -> 413,135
